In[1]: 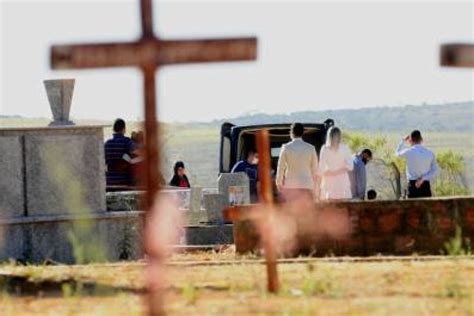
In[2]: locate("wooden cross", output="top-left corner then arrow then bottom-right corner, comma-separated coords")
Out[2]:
256,130 -> 279,293
50,0 -> 257,314
50,0 -> 257,210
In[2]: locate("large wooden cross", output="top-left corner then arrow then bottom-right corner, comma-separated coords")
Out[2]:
49,0 -> 257,314
50,0 -> 257,211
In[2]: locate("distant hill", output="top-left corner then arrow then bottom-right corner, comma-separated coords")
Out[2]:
210,101 -> 474,133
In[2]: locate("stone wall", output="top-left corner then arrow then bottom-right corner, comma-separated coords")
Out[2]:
231,196 -> 474,256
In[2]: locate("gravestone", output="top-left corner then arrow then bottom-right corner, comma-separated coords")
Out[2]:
217,172 -> 251,205
203,193 -> 227,224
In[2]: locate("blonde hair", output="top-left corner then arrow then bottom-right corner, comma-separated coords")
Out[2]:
325,126 -> 342,149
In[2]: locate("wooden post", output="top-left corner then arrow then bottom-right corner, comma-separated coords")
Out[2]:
256,130 -> 279,293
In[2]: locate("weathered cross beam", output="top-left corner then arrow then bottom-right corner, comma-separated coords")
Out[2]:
256,130 -> 279,293
50,0 -> 257,314
440,43 -> 474,67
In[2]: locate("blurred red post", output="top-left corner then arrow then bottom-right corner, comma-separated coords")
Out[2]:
256,130 -> 279,293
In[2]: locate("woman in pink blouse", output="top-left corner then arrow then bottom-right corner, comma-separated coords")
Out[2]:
319,127 -> 353,200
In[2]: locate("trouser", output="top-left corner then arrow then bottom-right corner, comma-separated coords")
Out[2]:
407,180 -> 432,198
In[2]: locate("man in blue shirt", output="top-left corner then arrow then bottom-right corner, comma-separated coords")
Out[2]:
231,148 -> 259,202
104,118 -> 136,186
395,130 -> 439,198
350,148 -> 373,200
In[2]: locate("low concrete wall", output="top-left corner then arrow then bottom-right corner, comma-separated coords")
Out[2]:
0,212 -> 144,264
0,211 -> 233,264
232,196 -> 474,256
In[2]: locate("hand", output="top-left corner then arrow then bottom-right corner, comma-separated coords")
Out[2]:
415,178 -> 424,188
403,135 -> 410,142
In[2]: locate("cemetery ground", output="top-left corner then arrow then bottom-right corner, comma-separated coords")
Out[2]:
1,253 -> 473,315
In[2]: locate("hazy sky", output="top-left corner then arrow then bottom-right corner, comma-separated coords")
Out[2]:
1,0 -> 473,123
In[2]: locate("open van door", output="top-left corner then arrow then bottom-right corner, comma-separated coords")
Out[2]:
220,122 -> 235,173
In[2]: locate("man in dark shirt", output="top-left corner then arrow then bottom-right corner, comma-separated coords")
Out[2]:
231,148 -> 259,202
104,118 -> 136,186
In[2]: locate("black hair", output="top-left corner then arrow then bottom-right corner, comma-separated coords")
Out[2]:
410,130 -> 422,143
367,189 -> 377,200
173,161 -> 185,175
246,147 -> 257,158
113,118 -> 126,133
291,123 -> 304,138
361,148 -> 373,158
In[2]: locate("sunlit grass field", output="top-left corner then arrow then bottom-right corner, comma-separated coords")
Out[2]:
1,254 -> 473,315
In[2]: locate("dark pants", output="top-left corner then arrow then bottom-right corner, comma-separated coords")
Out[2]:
407,180 -> 432,198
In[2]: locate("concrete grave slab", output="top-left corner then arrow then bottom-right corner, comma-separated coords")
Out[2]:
23,128 -> 106,216
0,136 -> 24,218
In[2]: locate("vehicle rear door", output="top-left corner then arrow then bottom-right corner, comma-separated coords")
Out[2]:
220,122 -> 235,173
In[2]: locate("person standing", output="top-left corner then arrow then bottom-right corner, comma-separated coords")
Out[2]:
349,149 -> 373,200
395,130 -> 438,198
231,148 -> 259,202
319,127 -> 353,200
104,118 -> 136,186
169,161 -> 191,188
276,123 -> 319,201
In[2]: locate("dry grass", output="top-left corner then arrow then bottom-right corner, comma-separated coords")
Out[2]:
1,254 -> 473,315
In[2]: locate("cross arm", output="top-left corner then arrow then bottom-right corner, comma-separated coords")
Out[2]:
51,37 -> 257,70
440,43 -> 474,67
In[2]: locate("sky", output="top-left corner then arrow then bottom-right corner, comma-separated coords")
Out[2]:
1,0 -> 473,123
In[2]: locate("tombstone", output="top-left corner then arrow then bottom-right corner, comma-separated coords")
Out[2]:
44,79 -> 75,126
217,172 -> 251,206
203,193 -> 227,224
189,187 -> 203,213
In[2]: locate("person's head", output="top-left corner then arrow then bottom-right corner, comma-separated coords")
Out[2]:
367,189 -> 377,200
326,126 -> 342,149
113,118 -> 126,134
360,148 -> 373,165
173,161 -> 186,177
246,148 -> 259,165
132,131 -> 144,144
409,130 -> 423,145
290,123 -> 305,139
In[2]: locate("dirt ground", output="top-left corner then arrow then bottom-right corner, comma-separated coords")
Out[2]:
1,254 -> 473,315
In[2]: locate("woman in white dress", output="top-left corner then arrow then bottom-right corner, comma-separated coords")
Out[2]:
319,127 -> 353,200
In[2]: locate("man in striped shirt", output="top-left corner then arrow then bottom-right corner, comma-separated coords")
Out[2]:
104,118 -> 136,186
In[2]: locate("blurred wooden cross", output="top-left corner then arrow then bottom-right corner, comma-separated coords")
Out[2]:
256,130 -> 280,293
50,0 -> 257,210
49,0 -> 257,314
440,43 -> 474,67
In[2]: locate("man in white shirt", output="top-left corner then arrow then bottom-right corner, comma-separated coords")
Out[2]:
276,123 -> 319,202
395,130 -> 439,198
